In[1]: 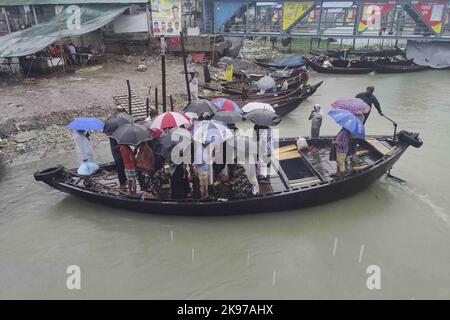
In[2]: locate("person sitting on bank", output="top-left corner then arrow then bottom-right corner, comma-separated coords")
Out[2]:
355,86 -> 383,123
119,144 -> 137,194
332,128 -> 351,177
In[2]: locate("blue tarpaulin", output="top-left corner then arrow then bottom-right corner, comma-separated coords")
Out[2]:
271,55 -> 305,67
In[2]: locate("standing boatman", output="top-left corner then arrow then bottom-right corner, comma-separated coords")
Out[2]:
355,86 -> 383,123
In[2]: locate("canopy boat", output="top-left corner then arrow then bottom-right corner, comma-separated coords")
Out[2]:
306,57 -> 374,74
34,131 -> 422,215
253,55 -> 306,70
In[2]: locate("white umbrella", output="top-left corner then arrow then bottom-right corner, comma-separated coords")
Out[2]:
256,75 -> 276,91
242,102 -> 276,113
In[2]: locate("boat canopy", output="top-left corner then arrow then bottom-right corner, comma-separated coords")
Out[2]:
0,4 -> 128,58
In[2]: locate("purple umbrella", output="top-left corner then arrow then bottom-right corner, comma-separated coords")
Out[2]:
331,98 -> 370,115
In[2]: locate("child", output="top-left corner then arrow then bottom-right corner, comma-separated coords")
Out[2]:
119,144 -> 137,194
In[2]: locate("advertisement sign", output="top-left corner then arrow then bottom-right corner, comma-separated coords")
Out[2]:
358,2 -> 395,32
282,1 -> 314,30
151,0 -> 182,36
411,1 -> 447,33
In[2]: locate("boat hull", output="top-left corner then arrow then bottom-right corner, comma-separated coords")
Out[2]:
36,139 -> 408,216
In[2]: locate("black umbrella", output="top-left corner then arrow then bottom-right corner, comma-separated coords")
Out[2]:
243,109 -> 282,126
109,123 -> 151,146
184,99 -> 219,116
212,110 -> 243,124
155,129 -> 191,159
103,113 -> 134,135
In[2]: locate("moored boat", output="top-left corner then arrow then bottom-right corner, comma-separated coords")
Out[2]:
34,131 -> 422,216
306,57 -> 374,74
368,61 -> 429,73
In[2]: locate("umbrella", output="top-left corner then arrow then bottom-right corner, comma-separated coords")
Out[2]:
185,112 -> 199,121
103,113 -> 134,135
328,109 -> 365,138
212,110 -> 243,124
155,128 -> 192,159
256,75 -> 276,91
219,56 -> 234,65
184,99 -> 219,116
242,102 -> 276,113
150,111 -> 190,131
109,123 -> 152,146
331,98 -> 370,115
192,120 -> 233,144
244,109 -> 281,126
67,117 -> 104,131
211,98 -> 242,113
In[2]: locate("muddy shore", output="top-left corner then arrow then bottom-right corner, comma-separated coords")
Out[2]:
0,40 -> 276,165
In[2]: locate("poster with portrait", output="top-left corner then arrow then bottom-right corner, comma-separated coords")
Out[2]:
151,0 -> 182,36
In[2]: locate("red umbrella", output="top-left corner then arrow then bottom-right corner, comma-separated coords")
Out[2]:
150,111 -> 190,131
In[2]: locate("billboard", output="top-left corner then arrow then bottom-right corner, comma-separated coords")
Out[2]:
282,1 -> 314,30
151,0 -> 182,36
358,1 -> 395,32
411,1 -> 447,33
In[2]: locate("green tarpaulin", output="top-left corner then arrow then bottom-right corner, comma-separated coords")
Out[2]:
0,4 -> 129,57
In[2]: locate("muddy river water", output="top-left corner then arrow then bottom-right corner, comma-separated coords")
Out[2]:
1,70 -> 449,299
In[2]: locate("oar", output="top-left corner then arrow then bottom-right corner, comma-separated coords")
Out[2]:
387,169 -> 407,185
382,114 -> 398,141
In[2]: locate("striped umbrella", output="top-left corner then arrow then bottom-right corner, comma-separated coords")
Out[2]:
242,102 -> 275,113
211,98 -> 242,113
192,120 -> 233,144
150,111 -> 190,131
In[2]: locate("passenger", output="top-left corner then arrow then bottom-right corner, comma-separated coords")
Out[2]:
136,141 -> 155,192
230,164 -> 254,198
332,128 -> 351,177
322,57 -> 333,68
119,144 -> 137,194
308,104 -> 322,149
108,137 -> 127,189
254,125 -> 273,184
355,86 -> 383,123
195,142 -> 211,199
170,164 -> 191,199
282,79 -> 289,91
73,130 -> 98,179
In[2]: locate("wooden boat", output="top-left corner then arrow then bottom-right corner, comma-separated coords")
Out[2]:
221,78 -> 302,96
204,81 -> 322,110
254,58 -> 305,70
34,131 -> 422,215
306,58 -> 374,74
368,61 -> 429,73
273,96 -> 305,117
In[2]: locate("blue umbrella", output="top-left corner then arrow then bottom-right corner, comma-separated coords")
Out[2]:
328,109 -> 365,138
67,117 -> 105,131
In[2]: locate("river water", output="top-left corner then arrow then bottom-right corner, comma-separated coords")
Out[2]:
1,70 -> 449,299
